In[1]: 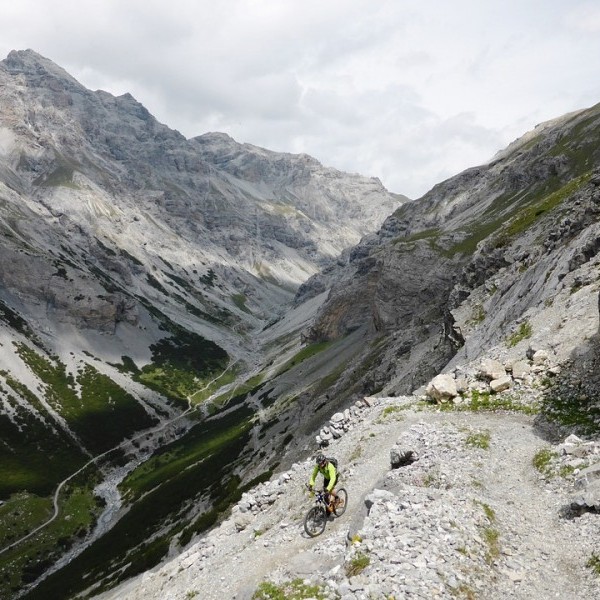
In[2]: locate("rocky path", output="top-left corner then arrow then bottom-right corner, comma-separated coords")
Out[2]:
474,414 -> 598,600
94,401 -> 600,600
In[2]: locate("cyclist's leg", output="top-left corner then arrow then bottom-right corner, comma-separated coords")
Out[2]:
323,479 -> 333,512
329,476 -> 339,508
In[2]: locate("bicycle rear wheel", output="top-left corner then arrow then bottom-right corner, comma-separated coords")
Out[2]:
304,506 -> 327,537
333,488 -> 348,516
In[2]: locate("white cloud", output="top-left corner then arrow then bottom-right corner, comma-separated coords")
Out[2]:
1,0 -> 600,198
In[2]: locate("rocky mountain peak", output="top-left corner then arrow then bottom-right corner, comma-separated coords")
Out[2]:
3,48 -> 76,81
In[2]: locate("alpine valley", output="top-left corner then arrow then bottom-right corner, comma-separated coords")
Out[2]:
1,49 -> 600,600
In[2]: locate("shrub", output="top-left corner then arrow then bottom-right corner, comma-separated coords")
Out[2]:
252,578 -> 332,599
507,321 -> 532,347
465,431 -> 491,450
587,553 -> 600,576
345,552 -> 370,577
533,447 -> 557,476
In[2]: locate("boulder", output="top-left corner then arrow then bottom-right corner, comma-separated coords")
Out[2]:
490,375 -> 512,393
574,462 -> 600,489
511,360 -> 531,380
390,447 -> 419,469
572,479 -> 600,510
479,358 -> 506,380
425,374 -> 458,403
532,350 -> 550,365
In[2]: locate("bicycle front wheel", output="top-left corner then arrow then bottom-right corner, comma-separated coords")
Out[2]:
333,488 -> 348,517
304,506 -> 327,537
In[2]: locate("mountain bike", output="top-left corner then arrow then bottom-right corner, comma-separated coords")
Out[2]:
303,486 -> 348,537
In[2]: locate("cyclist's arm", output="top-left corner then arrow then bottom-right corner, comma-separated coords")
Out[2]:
308,465 -> 319,487
325,463 -> 336,491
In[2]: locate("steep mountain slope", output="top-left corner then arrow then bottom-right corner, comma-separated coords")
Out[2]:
296,101 -> 600,404
0,49 -> 404,599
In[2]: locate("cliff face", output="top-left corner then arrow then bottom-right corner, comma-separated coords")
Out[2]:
298,102 -> 600,401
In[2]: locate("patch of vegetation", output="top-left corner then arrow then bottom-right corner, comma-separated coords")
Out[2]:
52,262 -> 69,280
199,268 -> 217,287
386,404 -> 410,417
85,263 -> 124,295
349,444 -> 363,462
422,469 -> 443,488
532,447 -> 557,476
442,161 -> 593,259
275,341 -> 333,376
507,321 -> 533,347
586,553 -> 600,576
253,261 -> 280,286
476,501 -> 496,523
470,303 -> 486,325
252,578 -> 335,600
465,430 -> 491,450
343,340 -> 387,396
0,493 -> 53,548
548,111 -> 600,172
540,383 -> 600,436
559,464 -> 576,478
146,273 -> 169,294
77,364 -> 158,453
312,362 -> 347,396
189,368 -> 240,405
94,238 -> 117,257
120,403 -> 253,502
345,552 -> 371,577
0,480 -> 103,598
392,228 -> 440,246
502,172 -> 592,241
231,293 -> 252,314
0,377 -> 87,499
23,407 -> 255,600
35,164 -> 78,189
481,526 -> 500,564
475,501 -> 500,565
119,248 -> 144,266
16,344 -> 158,455
454,583 -> 477,600
441,389 -> 539,415
134,330 -> 229,405
109,355 -> 140,374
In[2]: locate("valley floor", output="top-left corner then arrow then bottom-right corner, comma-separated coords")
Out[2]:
94,399 -> 600,600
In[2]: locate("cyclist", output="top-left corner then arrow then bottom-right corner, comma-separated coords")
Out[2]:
308,454 -> 338,513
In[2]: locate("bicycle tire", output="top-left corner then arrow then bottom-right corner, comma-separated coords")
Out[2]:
304,505 -> 327,537
333,488 -> 348,517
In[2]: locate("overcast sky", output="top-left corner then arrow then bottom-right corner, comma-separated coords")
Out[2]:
1,1 -> 600,198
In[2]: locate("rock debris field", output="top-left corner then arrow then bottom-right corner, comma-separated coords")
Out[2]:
96,396 -> 600,600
